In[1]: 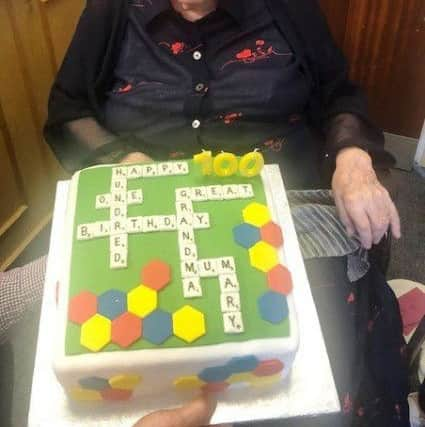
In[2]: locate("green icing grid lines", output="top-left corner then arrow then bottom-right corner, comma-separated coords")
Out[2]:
66,161 -> 290,355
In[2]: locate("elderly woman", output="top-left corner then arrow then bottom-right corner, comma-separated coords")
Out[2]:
44,1 -> 408,425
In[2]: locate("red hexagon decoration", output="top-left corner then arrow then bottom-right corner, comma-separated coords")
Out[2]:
267,265 -> 293,295
101,388 -> 133,401
141,260 -> 171,291
260,222 -> 283,248
68,291 -> 97,324
111,312 -> 143,348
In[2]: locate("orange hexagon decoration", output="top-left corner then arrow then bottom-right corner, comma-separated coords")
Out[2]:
111,312 -> 143,348
260,222 -> 283,248
267,265 -> 293,295
141,260 -> 172,291
68,291 -> 97,324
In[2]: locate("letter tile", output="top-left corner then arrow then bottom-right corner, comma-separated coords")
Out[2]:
126,217 -> 143,233
112,166 -> 128,178
219,274 -> 240,293
191,187 -> 208,202
223,312 -> 244,334
143,216 -> 160,232
157,162 -> 174,176
178,228 -> 195,245
127,165 -> 143,179
176,188 -> 192,202
222,185 -> 240,200
172,161 -> 189,175
127,189 -> 143,205
207,185 -> 223,200
110,205 -> 126,220
176,214 -> 193,228
179,243 -> 198,261
96,194 -> 111,209
217,257 -> 236,274
76,224 -> 94,240
111,191 -> 127,205
111,178 -> 127,192
176,201 -> 193,215
238,184 -> 254,199
142,164 -> 158,177
110,250 -> 128,269
92,221 -> 111,238
198,259 -> 218,278
181,261 -> 198,278
158,215 -> 177,231
110,220 -> 127,235
192,213 -> 210,229
183,277 -> 203,298
110,234 -> 127,251
220,292 -> 241,313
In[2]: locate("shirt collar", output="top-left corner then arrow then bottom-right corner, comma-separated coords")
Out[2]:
133,0 -> 245,27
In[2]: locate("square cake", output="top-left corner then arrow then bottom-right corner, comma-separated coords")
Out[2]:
54,159 -> 298,403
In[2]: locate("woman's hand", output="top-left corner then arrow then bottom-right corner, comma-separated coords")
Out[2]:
120,152 -> 153,165
332,147 -> 401,249
132,394 -> 217,427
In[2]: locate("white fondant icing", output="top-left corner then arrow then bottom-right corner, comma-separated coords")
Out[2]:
172,161 -> 189,175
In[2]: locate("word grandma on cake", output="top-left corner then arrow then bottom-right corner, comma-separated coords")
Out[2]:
54,157 -> 299,404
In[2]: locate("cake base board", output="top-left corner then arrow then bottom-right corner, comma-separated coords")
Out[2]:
29,177 -> 340,426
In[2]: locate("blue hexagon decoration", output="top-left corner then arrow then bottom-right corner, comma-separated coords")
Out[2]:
79,376 -> 110,391
233,223 -> 261,249
227,356 -> 259,374
143,309 -> 172,345
258,291 -> 289,324
199,365 -> 231,383
98,290 -> 127,320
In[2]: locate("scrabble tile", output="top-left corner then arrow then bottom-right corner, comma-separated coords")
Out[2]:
142,164 -> 158,177
219,274 -> 240,293
110,249 -> 128,269
179,243 -> 198,261
126,216 -> 143,233
192,213 -> 210,229
127,189 -> 143,205
223,312 -> 244,334
127,165 -> 143,179
110,219 -> 127,235
96,193 -> 111,209
176,201 -> 193,215
142,216 -> 160,232
77,224 -> 94,240
111,191 -> 127,205
217,257 -> 236,274
206,185 -> 223,200
191,186 -> 208,202
157,215 -> 177,231
172,161 -> 189,175
180,261 -> 198,278
175,188 -> 192,202
112,166 -> 128,178
178,227 -> 195,245
238,184 -> 254,199
110,205 -> 127,220
92,221 -> 111,238
183,277 -> 203,298
111,178 -> 127,192
220,292 -> 241,313
176,214 -> 193,228
110,234 -> 127,251
222,185 -> 240,200
157,162 -> 174,176
198,259 -> 218,277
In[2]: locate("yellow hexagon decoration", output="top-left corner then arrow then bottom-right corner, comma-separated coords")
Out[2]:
173,305 -> 206,343
128,285 -> 158,317
249,241 -> 279,272
80,314 -> 111,352
228,372 -> 255,384
249,373 -> 282,388
69,387 -> 102,401
242,203 -> 271,227
109,374 -> 141,390
174,375 -> 205,391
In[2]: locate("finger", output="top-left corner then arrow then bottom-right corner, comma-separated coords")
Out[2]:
365,194 -> 391,245
388,199 -> 401,239
346,205 -> 373,249
134,394 -> 217,427
334,194 -> 355,236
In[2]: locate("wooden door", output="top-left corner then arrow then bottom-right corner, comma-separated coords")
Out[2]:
320,0 -> 425,139
0,0 -> 84,270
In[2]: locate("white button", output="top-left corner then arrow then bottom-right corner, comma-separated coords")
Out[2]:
193,51 -> 202,61
192,119 -> 201,129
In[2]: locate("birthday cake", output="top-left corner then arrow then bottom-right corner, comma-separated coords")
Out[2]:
54,154 -> 298,403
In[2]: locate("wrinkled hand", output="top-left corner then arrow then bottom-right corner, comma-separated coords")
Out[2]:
120,152 -> 153,165
332,147 -> 401,249
132,394 -> 217,427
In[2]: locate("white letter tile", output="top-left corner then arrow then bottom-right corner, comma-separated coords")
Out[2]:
143,216 -> 160,232
127,189 -> 143,205
76,224 -> 94,240
179,243 -> 198,261
223,312 -> 244,334
178,228 -> 195,245
191,186 -> 208,202
110,219 -> 127,235
126,217 -> 143,233
176,201 -> 193,215
238,184 -> 254,199
181,261 -> 198,278
96,194 -> 111,209
110,250 -> 128,269
183,277 -> 203,298
173,161 -> 189,175
220,292 -> 241,313
207,185 -> 223,200
92,221 -> 111,238
217,257 -> 236,274
222,185 -> 240,200
112,166 -> 128,178
157,162 -> 175,176
157,215 -> 177,231
110,234 -> 127,251
198,259 -> 218,277
176,214 -> 193,228
111,178 -> 127,192
219,274 -> 240,293
176,188 -> 192,202
127,165 -> 143,179
142,164 -> 158,177
110,205 -> 127,220
193,213 -> 210,229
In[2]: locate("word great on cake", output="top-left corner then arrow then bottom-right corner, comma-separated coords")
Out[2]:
193,151 -> 264,177
54,159 -> 298,404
